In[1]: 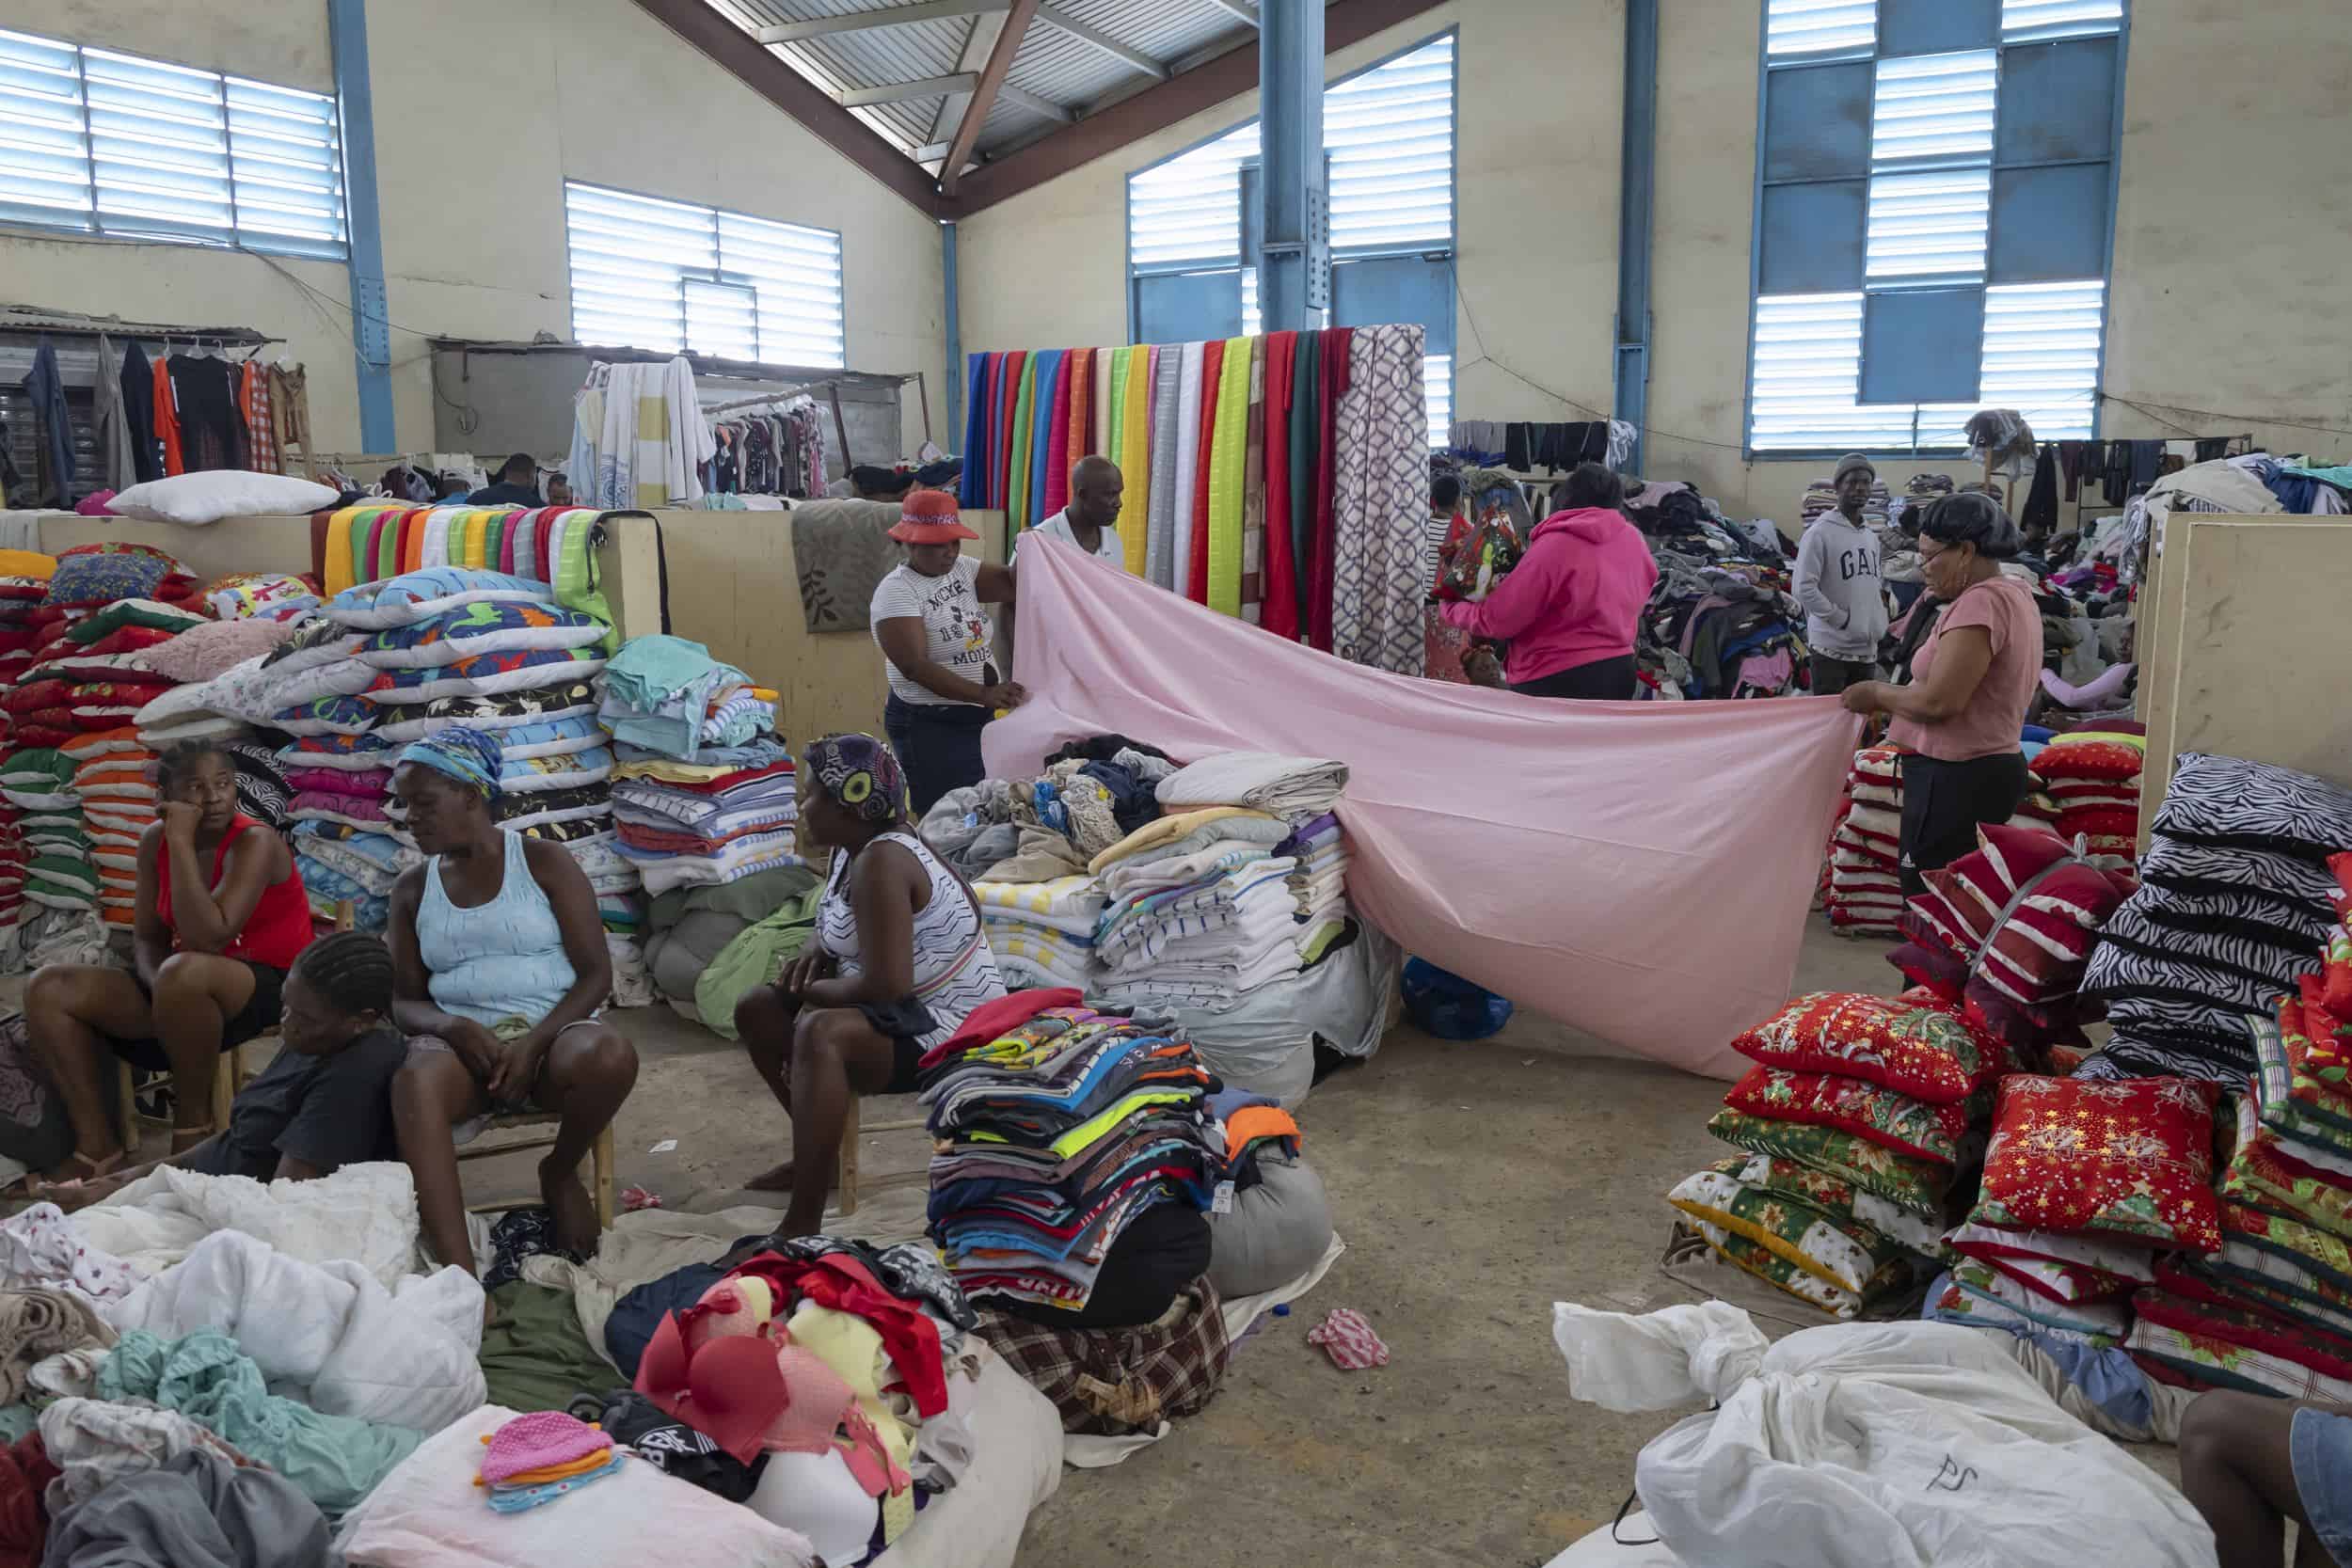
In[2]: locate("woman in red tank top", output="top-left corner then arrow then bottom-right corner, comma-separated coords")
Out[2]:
24,740 -> 311,1179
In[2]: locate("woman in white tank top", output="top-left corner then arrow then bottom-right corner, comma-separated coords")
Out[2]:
735,733 -> 1005,1240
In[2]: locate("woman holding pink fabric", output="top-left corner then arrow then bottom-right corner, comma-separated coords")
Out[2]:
1438,464 -> 1659,700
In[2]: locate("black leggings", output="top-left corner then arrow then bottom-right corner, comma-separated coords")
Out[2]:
885,695 -> 991,816
1899,751 -> 2029,895
1512,654 -> 1636,701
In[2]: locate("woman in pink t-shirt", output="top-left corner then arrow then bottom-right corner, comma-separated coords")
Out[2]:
1839,493 -> 2043,894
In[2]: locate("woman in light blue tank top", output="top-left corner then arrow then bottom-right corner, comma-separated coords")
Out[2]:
384,726 -> 639,1277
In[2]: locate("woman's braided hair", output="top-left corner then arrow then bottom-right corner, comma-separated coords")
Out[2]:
292,931 -> 394,1016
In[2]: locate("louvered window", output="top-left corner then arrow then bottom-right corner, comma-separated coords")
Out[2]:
0,27 -> 344,259
1128,32 -> 1454,447
1748,2 -> 2123,452
564,182 -> 844,369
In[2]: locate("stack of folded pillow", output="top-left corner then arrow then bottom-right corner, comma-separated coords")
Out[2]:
2079,752 -> 2352,1082
2022,723 -> 2147,875
0,747 -> 95,928
1687,989 -> 2013,1318
1823,745 -> 1905,936
0,548 -> 62,938
921,990 -> 1217,1319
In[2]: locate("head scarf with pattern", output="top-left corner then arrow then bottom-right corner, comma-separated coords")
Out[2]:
804,733 -> 905,824
396,725 -> 504,798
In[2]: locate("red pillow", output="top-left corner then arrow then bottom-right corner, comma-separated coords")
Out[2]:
2046,778 -> 2142,802
1969,1075 -> 2222,1251
76,625 -> 182,658
0,680 -> 72,717
1731,990 -> 2009,1104
2056,805 -> 2139,842
1723,1065 -> 1981,1164
2029,736 -> 2147,783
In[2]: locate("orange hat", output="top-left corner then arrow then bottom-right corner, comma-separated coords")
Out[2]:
888,488 -> 978,545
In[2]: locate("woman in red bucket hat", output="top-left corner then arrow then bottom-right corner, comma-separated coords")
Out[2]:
868,489 -> 1021,813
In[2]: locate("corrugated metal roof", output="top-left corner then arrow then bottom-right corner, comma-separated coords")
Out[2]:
699,0 -> 1257,168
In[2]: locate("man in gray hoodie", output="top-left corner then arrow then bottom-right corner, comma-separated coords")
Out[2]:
1795,451 -> 1888,695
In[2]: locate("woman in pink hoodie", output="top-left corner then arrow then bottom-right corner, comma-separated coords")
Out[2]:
1440,463 -> 1659,699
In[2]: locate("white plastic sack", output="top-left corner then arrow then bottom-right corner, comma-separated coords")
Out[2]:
1544,1515 -> 1684,1568
1550,1302 -> 2218,1568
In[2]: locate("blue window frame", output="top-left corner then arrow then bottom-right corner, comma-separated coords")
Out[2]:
1125,31 -> 1456,447
1745,0 -> 2126,456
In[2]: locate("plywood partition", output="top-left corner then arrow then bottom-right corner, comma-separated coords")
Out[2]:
2135,514 -> 2352,845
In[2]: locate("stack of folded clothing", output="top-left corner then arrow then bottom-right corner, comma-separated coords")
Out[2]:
1824,745 -> 1905,935
1689,989 -> 2012,1318
602,635 -> 797,900
2026,723 -> 2147,874
1089,814 -> 1302,1007
1928,1075 -> 2222,1368
1890,820 -> 2135,1066
1153,751 -> 1346,823
1280,813 -> 1348,943
921,990 -> 1217,1318
2080,752 -> 2352,1082
1799,473 -> 1892,530
972,875 -> 1105,992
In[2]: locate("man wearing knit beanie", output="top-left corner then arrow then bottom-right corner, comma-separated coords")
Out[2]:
1795,452 -> 1887,695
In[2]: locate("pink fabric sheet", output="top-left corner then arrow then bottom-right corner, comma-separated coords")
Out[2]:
989,537 -> 1865,1078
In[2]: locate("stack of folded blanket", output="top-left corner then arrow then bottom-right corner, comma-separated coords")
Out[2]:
972,875 -> 1104,992
2079,752 -> 2352,1082
1281,813 -> 1348,944
610,737 -> 797,897
1690,989 -> 2011,1318
1089,810 -> 1302,1010
920,990 -> 1216,1315
1823,745 -> 1904,936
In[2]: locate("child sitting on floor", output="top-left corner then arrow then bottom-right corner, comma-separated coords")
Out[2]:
39,931 -> 409,1210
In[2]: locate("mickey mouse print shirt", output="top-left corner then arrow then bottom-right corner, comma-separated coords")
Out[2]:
871,556 -> 994,705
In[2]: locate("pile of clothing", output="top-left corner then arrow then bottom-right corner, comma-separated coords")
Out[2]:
1626,483 -> 1805,699
473,1410 -> 625,1512
1889,821 -> 2136,1070
1800,470 -> 1890,531
1885,471 -> 1953,535
602,636 -> 794,897
1923,1073 -> 2216,1367
922,990 -> 1228,1439
2017,725 -> 2146,875
2080,752 -> 2352,1082
1823,745 -> 1905,936
1691,989 -> 2007,1318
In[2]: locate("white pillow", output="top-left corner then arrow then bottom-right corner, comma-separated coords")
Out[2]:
137,714 -> 249,745
107,471 -> 340,526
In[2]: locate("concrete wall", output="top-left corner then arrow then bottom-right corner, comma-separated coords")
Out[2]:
958,0 -> 2352,533
0,0 -> 946,461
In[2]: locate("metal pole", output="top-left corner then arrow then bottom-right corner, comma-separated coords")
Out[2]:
941,218 -> 961,444
1612,0 -> 1658,476
1257,0 -> 1326,333
328,0 -> 395,451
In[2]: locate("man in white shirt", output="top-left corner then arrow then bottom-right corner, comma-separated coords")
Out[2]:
1022,454 -> 1125,565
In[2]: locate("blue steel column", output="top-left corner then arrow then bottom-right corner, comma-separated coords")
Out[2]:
942,219 -> 961,440
1257,0 -> 1326,333
1613,0 -> 1658,475
328,0 -> 394,450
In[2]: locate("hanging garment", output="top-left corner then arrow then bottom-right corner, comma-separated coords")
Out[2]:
1148,348 -> 1184,591
1043,350 -> 1074,524
1120,348 -> 1153,578
1240,343 -> 1267,626
1207,337 -> 1253,617
241,360 -> 280,475
2021,445 -> 2058,536
91,333 -> 136,491
151,353 -> 183,476
1308,327 -> 1354,653
1261,331 -> 1301,641
166,355 -> 247,473
1289,332 -> 1320,639
1187,338 -> 1225,605
119,342 -> 160,485
1168,343 -> 1206,596
994,537 -> 1862,1079
23,338 -> 74,505
1347,325 -> 1433,675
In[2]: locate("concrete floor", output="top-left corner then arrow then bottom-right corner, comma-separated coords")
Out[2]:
575,915 -> 1904,1568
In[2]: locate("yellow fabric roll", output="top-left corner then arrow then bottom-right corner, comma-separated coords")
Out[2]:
323,509 -> 360,596
1120,347 -> 1152,578
1207,336 -> 1254,617
0,549 -> 56,579
461,511 -> 490,569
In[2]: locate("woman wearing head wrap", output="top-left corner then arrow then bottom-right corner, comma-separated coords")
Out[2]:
1840,493 -> 2044,893
384,725 -> 639,1274
868,490 -> 1023,815
734,733 -> 1006,1238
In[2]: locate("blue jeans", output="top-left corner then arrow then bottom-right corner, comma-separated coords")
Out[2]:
884,694 -> 990,816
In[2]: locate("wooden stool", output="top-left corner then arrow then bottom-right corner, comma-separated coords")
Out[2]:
834,1095 -> 927,1217
458,1116 -> 616,1228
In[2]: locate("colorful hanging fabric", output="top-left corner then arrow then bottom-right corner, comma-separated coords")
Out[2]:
1288,333 -> 1320,639
1105,348 -> 1129,480
1120,348 -> 1154,578
1309,326 -> 1354,653
1207,337 -> 1252,617
1261,331 -> 1300,640
1091,346 -> 1114,461
1027,349 -> 1063,531
993,352 -> 1022,512
961,353 -> 991,508
1241,345 -> 1267,625
1009,352 -> 1039,531
1062,348 -> 1091,493
1352,324 -> 1435,674
1044,351 -> 1076,522
1169,343 -> 1206,595
1187,339 -> 1225,606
